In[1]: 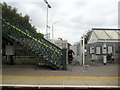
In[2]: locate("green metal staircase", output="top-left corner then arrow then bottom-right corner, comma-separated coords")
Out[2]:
2,16 -> 67,70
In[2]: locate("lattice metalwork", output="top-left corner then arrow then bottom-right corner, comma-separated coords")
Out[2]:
2,16 -> 67,70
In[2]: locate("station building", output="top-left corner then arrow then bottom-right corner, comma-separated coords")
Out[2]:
86,28 -> 120,63
71,28 -> 120,65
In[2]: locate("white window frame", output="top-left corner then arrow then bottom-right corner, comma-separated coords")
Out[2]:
96,47 -> 101,55
108,46 -> 113,53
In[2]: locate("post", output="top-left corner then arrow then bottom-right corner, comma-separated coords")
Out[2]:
52,21 -> 58,43
52,25 -> 54,43
0,4 -> 2,89
103,43 -> 107,65
46,5 -> 48,39
82,35 -> 85,65
92,47 -> 94,61
44,0 -> 51,39
61,49 -> 67,70
118,1 -> 120,29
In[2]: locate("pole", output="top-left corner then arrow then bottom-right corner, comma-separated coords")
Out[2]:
83,35 -> 85,65
92,47 -> 94,61
44,0 -> 51,39
52,21 -> 58,43
52,25 -> 54,42
0,9 -> 2,88
103,39 -> 107,65
46,5 -> 48,39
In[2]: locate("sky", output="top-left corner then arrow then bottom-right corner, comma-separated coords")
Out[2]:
1,0 -> 119,44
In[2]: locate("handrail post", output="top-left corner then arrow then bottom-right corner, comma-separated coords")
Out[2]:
61,49 -> 67,70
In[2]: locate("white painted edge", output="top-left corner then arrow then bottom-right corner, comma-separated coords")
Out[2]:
0,84 -> 120,88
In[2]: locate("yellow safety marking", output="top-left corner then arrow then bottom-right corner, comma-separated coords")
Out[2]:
2,75 -> 120,80
2,56 -> 34,58
4,21 -> 63,55
15,56 -> 34,57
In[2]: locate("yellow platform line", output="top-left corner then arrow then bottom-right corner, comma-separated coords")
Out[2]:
3,56 -> 34,57
1,75 -> 120,80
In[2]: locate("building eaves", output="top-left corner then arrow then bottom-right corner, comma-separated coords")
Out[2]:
92,28 -> 120,30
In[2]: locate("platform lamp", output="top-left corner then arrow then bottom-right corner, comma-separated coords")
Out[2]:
44,0 -> 51,39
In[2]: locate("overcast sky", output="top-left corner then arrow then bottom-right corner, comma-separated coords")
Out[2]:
1,0 -> 119,44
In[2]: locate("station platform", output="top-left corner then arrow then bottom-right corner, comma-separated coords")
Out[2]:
1,63 -> 120,88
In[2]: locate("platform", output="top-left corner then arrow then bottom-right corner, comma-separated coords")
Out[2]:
1,63 -> 120,88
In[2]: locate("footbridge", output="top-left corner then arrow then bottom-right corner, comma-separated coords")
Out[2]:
2,16 -> 67,70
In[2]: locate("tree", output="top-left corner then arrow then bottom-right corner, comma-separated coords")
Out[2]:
37,33 -> 44,37
2,2 -> 45,50
84,30 -> 92,44
81,30 -> 92,44
2,2 -> 43,34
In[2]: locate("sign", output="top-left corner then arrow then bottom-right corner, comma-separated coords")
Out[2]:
5,45 -> 15,55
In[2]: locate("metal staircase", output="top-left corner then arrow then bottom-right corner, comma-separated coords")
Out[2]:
2,16 -> 67,70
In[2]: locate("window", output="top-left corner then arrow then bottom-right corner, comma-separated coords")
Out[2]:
96,47 -> 101,54
89,46 -> 94,54
108,46 -> 113,53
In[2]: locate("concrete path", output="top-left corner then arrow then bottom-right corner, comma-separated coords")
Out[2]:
1,63 -> 120,88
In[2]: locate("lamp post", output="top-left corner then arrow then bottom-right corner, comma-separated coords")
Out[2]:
44,0 -> 51,39
52,21 -> 58,43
